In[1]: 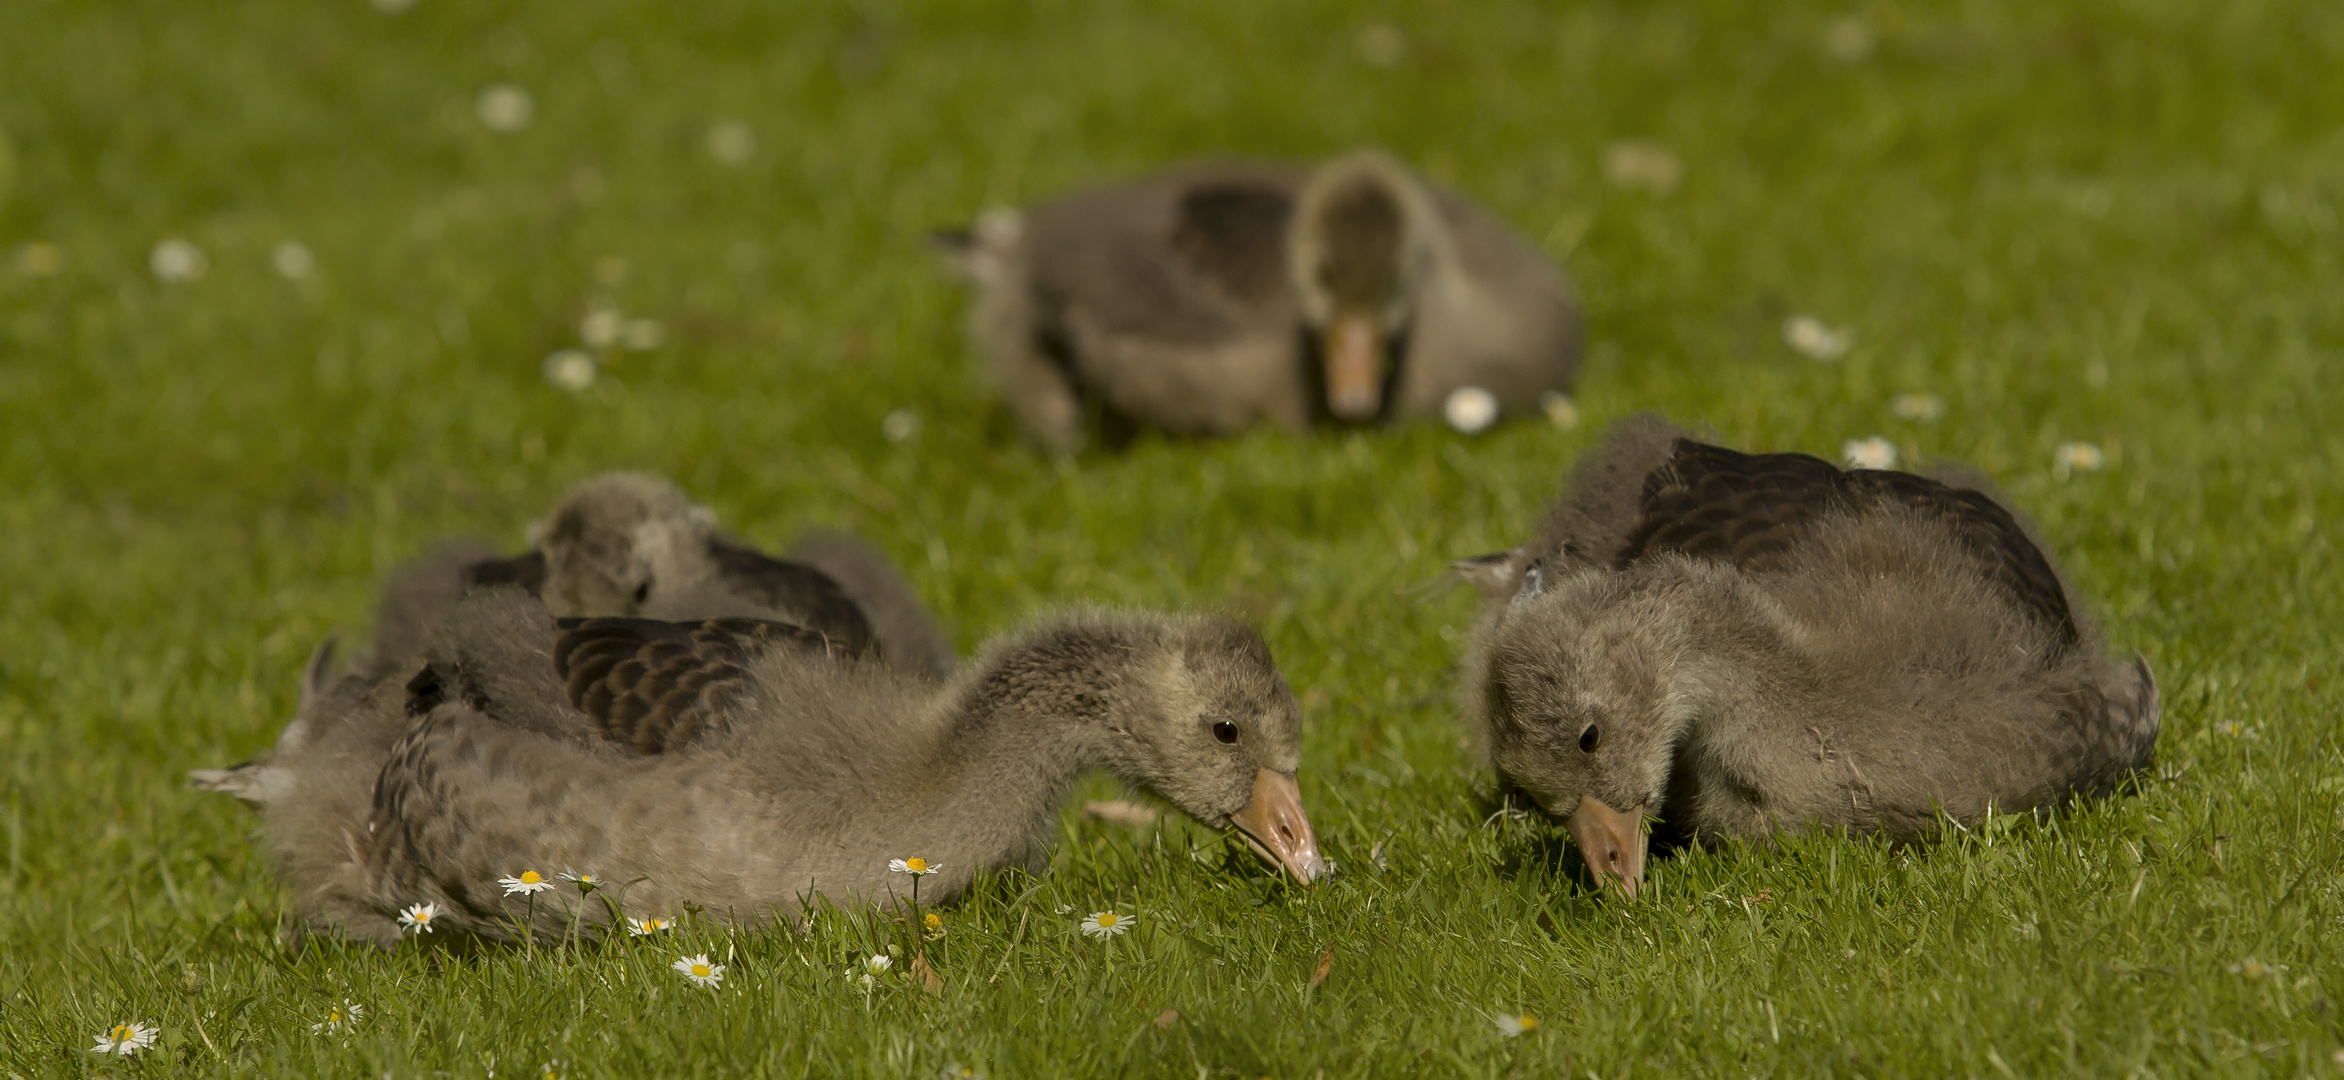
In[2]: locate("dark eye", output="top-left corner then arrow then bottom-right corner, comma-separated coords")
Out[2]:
1579,724 -> 1600,753
1212,721 -> 1239,745
631,582 -> 652,605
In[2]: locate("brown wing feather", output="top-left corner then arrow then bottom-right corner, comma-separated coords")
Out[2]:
552,617 -> 842,754
1623,439 -> 2080,653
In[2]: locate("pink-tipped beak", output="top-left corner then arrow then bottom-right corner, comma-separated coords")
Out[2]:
1565,795 -> 1645,898
1324,313 -> 1384,421
1229,769 -> 1326,885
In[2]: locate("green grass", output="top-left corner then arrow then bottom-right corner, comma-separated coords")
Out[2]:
4,0 -> 2342,1075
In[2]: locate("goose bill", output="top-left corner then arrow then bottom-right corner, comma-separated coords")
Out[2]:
1565,795 -> 1645,898
1324,314 -> 1384,421
1229,768 -> 1326,884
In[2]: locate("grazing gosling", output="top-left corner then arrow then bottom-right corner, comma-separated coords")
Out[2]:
1463,417 -> 2160,896
265,592 -> 1325,946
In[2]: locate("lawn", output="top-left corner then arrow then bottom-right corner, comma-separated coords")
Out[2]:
3,0 -> 2342,1075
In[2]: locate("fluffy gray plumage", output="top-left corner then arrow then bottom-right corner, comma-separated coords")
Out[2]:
938,149 -> 1580,451
784,529 -> 959,683
1463,417 -> 2160,893
261,592 -> 1323,946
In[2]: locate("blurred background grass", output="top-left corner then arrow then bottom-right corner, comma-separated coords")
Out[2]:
3,0 -> 2341,1076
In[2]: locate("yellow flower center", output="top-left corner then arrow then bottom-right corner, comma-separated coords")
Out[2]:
111,1024 -> 133,1041
1517,1016 -> 1540,1032
518,871 -> 543,885
1097,912 -> 1118,927
924,913 -> 942,930
692,963 -> 711,977
904,858 -> 927,873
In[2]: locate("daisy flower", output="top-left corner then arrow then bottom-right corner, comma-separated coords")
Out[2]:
556,869 -> 605,893
882,409 -> 921,443
1539,390 -> 1580,431
149,237 -> 208,283
542,350 -> 596,392
272,241 -> 314,280
579,308 -> 624,350
398,902 -> 441,935
1080,910 -> 1132,938
1494,1013 -> 1540,1037
706,120 -> 757,166
672,954 -> 725,989
627,916 -> 672,936
1842,436 -> 1897,470
853,953 -> 893,989
90,1021 -> 159,1055
475,84 -> 534,132
1782,315 -> 1854,361
499,870 -> 555,896
1443,385 -> 1499,435
923,911 -> 946,940
2053,441 -> 2105,479
311,1000 -> 365,1033
1890,392 -> 1946,422
621,318 -> 665,351
889,857 -> 940,876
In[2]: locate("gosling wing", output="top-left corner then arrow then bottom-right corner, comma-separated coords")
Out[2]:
552,616 -> 843,754
1624,439 -> 2079,652
703,539 -> 881,658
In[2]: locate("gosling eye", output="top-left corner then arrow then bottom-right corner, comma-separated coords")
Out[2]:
631,581 -> 652,605
1579,724 -> 1600,753
1212,721 -> 1239,745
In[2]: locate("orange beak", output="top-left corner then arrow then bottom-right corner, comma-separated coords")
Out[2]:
1565,795 -> 1645,898
1229,769 -> 1326,885
1324,313 -> 1384,421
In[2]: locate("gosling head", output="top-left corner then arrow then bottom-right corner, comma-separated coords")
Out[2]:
1096,615 -> 1327,885
527,473 -> 719,618
1289,151 -> 1434,423
1478,571 -> 1701,898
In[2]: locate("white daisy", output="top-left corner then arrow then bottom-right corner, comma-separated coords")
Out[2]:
672,953 -> 725,989
1494,1013 -> 1541,1038
556,869 -> 605,893
1539,390 -> 1580,431
888,857 -> 941,876
1842,436 -> 1897,470
542,350 -> 596,392
1080,910 -> 1132,938
1783,315 -> 1854,360
90,1021 -> 159,1055
579,308 -> 624,350
272,241 -> 315,280
620,318 -> 665,351
852,953 -> 893,989
1601,140 -> 1683,195
706,120 -> 757,165
499,870 -> 555,896
311,1000 -> 365,1033
627,916 -> 672,936
882,409 -> 921,443
475,84 -> 534,132
398,902 -> 441,934
150,237 -> 208,283
2053,441 -> 2105,479
1890,392 -> 1945,422
1443,385 -> 1499,435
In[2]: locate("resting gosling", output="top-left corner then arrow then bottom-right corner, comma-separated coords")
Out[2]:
264,592 -> 1325,945
939,150 -> 1580,450
464,472 -> 880,657
1463,417 -> 2160,896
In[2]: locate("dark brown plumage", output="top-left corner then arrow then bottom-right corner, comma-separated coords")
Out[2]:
939,150 -> 1581,450
1462,416 -> 2160,895
258,593 -> 1327,946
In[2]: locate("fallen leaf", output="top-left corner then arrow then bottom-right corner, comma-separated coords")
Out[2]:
1155,1008 -> 1178,1031
911,954 -> 944,996
1308,945 -> 1336,990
